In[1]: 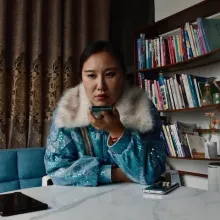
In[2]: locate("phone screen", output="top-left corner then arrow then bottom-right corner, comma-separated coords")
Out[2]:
0,192 -> 48,217
147,182 -> 173,190
90,106 -> 113,118
90,106 -> 113,112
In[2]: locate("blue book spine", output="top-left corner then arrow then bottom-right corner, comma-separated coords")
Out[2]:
198,17 -> 210,52
145,39 -> 148,69
149,40 -> 152,68
137,38 -> 142,69
158,74 -> 168,109
140,34 -> 146,69
184,29 -> 193,58
187,75 -> 199,107
169,126 -> 179,157
160,131 -> 171,156
174,36 -> 180,62
194,28 -> 201,56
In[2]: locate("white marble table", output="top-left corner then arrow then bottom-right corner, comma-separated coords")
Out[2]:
1,183 -> 220,220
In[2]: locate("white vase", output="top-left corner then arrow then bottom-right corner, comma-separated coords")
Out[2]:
208,163 -> 220,192
205,141 -> 218,159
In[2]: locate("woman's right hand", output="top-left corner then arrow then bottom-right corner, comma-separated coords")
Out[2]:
111,168 -> 132,183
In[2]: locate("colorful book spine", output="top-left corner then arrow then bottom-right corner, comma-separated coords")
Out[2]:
167,79 -> 175,109
158,73 -> 168,110
197,17 -> 210,52
160,131 -> 171,156
193,28 -> 201,56
137,38 -> 142,69
187,75 -> 199,107
185,22 -> 196,57
184,27 -> 193,59
197,27 -> 206,55
180,27 -> 188,61
182,74 -> 194,108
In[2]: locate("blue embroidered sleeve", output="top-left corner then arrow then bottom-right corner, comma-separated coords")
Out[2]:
44,119 -> 112,186
108,101 -> 166,185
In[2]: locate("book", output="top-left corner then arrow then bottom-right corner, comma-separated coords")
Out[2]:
175,121 -> 198,158
198,18 -> 220,52
186,134 -> 206,158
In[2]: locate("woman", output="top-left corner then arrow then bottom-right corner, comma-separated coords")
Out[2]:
44,40 -> 166,186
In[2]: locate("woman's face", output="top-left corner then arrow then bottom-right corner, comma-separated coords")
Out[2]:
82,51 -> 124,106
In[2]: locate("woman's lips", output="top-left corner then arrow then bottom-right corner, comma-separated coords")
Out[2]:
95,94 -> 108,101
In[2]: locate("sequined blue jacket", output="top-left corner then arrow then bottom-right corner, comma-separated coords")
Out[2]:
44,83 -> 166,186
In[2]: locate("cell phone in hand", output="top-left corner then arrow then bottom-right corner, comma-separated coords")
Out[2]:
89,106 -> 113,118
89,106 -> 113,112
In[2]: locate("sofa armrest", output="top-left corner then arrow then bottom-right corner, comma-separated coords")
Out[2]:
42,175 -> 53,186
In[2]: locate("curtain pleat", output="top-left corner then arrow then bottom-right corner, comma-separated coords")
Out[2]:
0,0 -> 110,149
0,0 -> 7,149
7,0 -> 27,149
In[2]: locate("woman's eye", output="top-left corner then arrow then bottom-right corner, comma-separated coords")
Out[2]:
105,72 -> 116,78
88,74 -> 96,79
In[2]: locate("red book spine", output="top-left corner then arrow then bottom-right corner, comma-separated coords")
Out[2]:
171,36 -> 176,64
168,37 -> 173,64
162,39 -> 166,65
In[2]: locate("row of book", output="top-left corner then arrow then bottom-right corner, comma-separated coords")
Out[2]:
136,17 -> 220,70
137,72 -> 219,110
161,121 -> 205,158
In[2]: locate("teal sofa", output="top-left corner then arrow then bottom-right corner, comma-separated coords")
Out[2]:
0,147 -> 46,193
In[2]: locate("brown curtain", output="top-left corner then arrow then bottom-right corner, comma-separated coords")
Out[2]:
0,0 -> 111,149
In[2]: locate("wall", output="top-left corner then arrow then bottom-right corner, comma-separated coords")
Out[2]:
155,0 -> 202,22
155,0 -> 220,190
110,0 -> 154,73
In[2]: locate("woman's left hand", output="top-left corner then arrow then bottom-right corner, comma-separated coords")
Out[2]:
88,107 -> 124,138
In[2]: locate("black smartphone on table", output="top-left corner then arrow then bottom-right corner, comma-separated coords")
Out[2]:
0,192 -> 48,217
142,181 -> 180,195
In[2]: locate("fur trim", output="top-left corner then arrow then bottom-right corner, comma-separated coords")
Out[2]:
55,83 -> 153,133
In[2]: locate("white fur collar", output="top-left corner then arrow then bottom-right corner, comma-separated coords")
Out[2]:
55,83 -> 154,133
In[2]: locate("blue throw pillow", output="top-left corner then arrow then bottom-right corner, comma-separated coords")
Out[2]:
0,150 -> 18,182
17,147 -> 46,180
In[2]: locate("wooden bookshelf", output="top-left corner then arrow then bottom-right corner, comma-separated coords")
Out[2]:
158,104 -> 220,113
168,156 -> 220,161
135,48 -> 220,74
134,0 -> 220,73
135,0 -> 220,38
133,0 -> 220,183
197,128 -> 220,133
178,170 -> 208,178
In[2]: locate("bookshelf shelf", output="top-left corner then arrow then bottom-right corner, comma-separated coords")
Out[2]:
178,170 -> 208,178
133,0 -> 220,180
158,104 -> 220,113
197,128 -> 220,133
135,1 -> 220,38
168,156 -> 220,161
135,48 -> 220,74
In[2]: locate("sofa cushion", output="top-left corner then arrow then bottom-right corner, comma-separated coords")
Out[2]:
0,147 -> 46,193
20,178 -> 43,189
0,181 -> 20,194
0,150 -> 18,183
17,147 -> 46,180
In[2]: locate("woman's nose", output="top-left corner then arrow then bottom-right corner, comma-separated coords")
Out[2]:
97,78 -> 107,91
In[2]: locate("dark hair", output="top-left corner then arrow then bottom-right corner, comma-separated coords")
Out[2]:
79,40 -> 125,74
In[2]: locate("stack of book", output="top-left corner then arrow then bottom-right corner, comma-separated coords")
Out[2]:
137,17 -> 220,70
161,121 -> 205,158
138,72 -> 219,110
